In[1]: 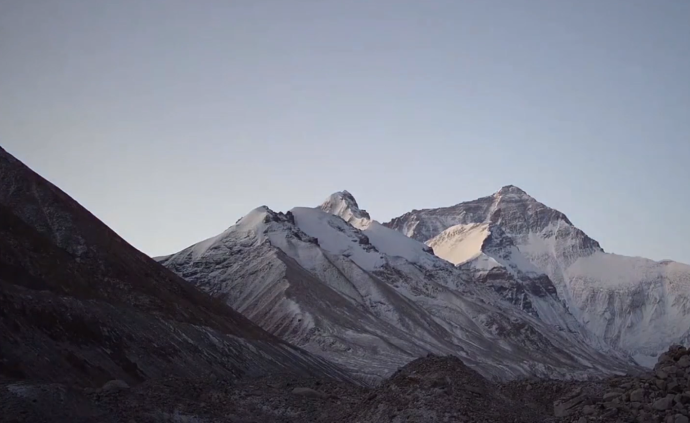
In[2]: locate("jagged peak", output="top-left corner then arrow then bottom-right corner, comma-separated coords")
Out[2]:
325,189 -> 358,205
233,205 -> 301,232
494,185 -> 533,199
235,205 -> 273,225
486,187 -> 579,229
319,190 -> 371,227
340,189 -> 354,199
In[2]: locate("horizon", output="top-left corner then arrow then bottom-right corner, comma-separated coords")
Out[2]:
1,144 -> 685,264
2,1 -> 689,262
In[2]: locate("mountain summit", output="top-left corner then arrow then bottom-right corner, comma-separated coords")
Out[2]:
385,185 -> 592,246
385,187 -> 690,366
495,184 -> 530,197
319,190 -> 371,227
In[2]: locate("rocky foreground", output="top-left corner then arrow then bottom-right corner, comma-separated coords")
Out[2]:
545,344 -> 690,423
4,345 -> 690,422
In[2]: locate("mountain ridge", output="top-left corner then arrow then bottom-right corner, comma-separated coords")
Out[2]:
159,190 -> 639,382
384,185 -> 690,366
385,185 -> 600,251
160,185 -> 690,370
0,146 -> 354,388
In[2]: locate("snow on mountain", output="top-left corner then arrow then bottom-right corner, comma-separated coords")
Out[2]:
427,223 -> 490,266
318,191 -> 436,267
159,191 -> 637,382
426,220 -> 566,325
427,222 -> 542,277
290,206 -> 383,271
319,190 -> 371,227
386,185 -> 690,366
565,253 -> 690,366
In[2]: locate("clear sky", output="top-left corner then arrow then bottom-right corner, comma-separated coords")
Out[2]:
1,0 -> 689,262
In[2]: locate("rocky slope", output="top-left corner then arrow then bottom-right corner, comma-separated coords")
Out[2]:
5,344 -> 686,423
386,185 -> 690,366
546,344 -> 690,422
0,146 -> 353,394
159,190 -> 637,382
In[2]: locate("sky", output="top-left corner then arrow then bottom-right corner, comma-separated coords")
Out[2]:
1,0 -> 689,262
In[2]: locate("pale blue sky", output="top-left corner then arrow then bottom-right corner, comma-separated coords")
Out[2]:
1,0 -> 689,262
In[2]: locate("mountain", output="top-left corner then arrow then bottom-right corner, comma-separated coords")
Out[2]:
159,190 -> 637,382
0,146 -> 352,389
386,185 -> 690,366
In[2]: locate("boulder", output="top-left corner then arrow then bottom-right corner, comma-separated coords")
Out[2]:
630,389 -> 645,402
553,387 -> 586,417
603,391 -> 622,401
668,380 -> 682,393
653,395 -> 675,411
678,356 -> 690,369
101,380 -> 129,394
582,404 -> 596,415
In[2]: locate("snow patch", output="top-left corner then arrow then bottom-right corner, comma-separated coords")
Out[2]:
186,206 -> 272,259
290,207 -> 384,271
426,223 -> 490,265
568,252 -> 690,290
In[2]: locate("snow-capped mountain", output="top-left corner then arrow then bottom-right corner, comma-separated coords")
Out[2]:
386,185 -> 690,366
158,190 -> 637,382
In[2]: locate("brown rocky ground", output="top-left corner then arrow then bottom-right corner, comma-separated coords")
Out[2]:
5,346 -> 690,423
542,344 -> 690,423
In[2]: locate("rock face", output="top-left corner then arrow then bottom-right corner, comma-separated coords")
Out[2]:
159,190 -> 637,382
385,185 -> 690,365
0,146 -> 353,389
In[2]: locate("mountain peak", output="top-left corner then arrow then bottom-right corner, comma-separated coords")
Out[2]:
319,190 -> 371,227
495,185 -> 529,197
338,190 -> 358,206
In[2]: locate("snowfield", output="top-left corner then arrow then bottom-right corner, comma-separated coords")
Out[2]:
427,223 -> 489,265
